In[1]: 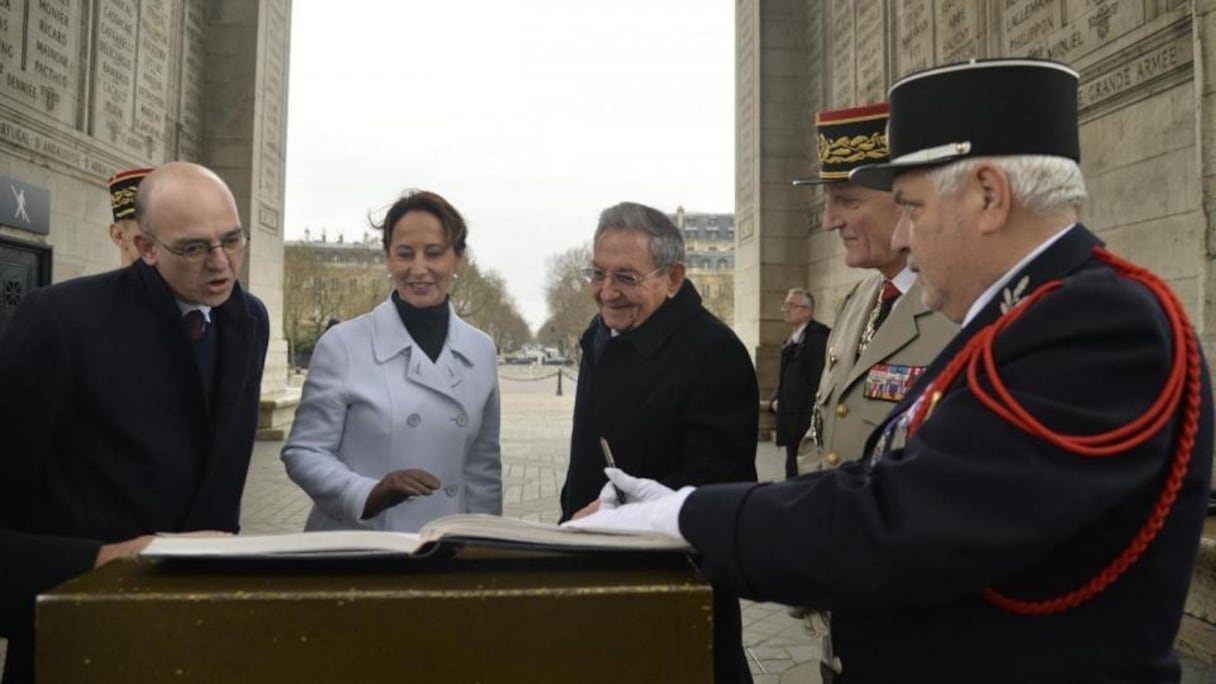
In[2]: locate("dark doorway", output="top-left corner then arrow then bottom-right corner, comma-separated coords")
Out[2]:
0,235 -> 52,337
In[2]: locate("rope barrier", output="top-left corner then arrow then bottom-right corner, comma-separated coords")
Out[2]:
498,368 -> 579,384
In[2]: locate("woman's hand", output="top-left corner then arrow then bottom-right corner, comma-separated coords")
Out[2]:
362,469 -> 441,519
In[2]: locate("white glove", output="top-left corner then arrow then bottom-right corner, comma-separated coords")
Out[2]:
564,484 -> 695,541
596,467 -> 675,509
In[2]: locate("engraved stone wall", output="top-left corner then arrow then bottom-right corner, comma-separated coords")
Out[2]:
748,0 -> 1214,464
0,0 -> 291,392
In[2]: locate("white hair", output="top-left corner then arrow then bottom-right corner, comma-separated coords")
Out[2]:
925,155 -> 1087,215
786,288 -> 814,309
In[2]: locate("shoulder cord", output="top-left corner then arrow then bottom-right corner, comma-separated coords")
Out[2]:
905,247 -> 1202,615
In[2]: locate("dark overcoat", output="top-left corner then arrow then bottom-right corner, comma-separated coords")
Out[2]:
560,280 -> 758,518
0,261 -> 268,539
560,279 -> 759,684
0,261 -> 268,679
773,320 -> 829,447
680,226 -> 1213,682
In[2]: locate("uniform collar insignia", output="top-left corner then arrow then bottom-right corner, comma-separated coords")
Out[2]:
999,275 -> 1031,315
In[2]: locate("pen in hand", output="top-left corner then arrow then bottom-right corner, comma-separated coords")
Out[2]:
599,437 -> 629,505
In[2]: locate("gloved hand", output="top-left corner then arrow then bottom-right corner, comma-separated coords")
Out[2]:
564,481 -> 695,542
596,467 -> 675,509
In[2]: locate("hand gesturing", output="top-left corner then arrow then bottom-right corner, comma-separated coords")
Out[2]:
362,469 -> 441,519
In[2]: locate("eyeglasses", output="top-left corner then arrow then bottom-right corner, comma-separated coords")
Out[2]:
153,230 -> 249,263
780,303 -> 809,312
581,266 -> 665,288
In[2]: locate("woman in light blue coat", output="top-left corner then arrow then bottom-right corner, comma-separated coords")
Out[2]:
282,191 -> 502,532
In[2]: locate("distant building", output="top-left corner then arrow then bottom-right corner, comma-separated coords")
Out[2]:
282,231 -> 387,365
670,206 -> 735,326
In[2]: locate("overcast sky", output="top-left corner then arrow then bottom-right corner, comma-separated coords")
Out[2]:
284,1 -> 734,331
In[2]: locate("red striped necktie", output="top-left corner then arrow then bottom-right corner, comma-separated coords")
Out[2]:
184,309 -> 206,341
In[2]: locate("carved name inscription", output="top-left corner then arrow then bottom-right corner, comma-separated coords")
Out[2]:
92,0 -> 137,146
177,0 -> 204,160
854,0 -> 886,103
895,0 -> 933,78
134,0 -> 170,159
1001,0 -> 1146,64
0,0 -> 83,126
258,0 -> 289,218
936,0 -> 978,63
830,0 -> 856,107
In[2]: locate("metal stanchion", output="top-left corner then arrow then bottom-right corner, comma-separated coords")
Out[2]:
555,368 -> 564,396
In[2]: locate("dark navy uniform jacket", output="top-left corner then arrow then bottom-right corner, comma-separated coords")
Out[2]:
681,226 -> 1213,683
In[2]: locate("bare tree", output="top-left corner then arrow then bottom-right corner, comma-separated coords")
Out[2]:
453,255 -> 534,353
284,241 -> 532,365
540,244 -> 597,362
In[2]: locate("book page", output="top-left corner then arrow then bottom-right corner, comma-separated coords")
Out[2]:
421,514 -> 690,552
139,515 -> 689,560
142,530 -> 425,559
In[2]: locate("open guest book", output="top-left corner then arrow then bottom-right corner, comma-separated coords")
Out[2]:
141,513 -> 690,560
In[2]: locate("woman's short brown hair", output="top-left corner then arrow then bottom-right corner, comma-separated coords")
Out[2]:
375,190 -> 468,255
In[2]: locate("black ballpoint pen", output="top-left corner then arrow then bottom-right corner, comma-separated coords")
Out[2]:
598,437 -> 629,504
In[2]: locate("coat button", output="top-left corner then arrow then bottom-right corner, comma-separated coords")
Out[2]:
835,403 -> 848,418
406,413 -> 421,427
444,484 -> 459,497
826,451 -> 840,466
455,413 -> 468,427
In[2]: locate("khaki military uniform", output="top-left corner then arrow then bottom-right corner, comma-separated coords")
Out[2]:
798,272 -> 956,472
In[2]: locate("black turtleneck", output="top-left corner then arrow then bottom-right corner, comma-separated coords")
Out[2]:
391,291 -> 450,363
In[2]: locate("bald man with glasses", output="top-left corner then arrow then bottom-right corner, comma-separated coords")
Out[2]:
0,162 -> 269,682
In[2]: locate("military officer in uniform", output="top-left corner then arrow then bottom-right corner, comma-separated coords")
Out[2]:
568,59 -> 1213,683
793,103 -> 955,473
106,167 -> 155,266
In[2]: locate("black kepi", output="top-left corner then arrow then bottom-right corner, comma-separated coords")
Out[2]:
850,59 -> 1080,190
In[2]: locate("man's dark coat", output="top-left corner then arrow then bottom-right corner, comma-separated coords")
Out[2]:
561,279 -> 758,683
773,320 -> 829,448
561,280 -> 758,518
680,226 -> 1214,682
0,261 -> 268,681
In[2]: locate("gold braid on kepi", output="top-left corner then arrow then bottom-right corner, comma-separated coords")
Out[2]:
793,102 -> 890,185
106,167 -> 155,222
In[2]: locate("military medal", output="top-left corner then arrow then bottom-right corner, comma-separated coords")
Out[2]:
862,363 -> 926,402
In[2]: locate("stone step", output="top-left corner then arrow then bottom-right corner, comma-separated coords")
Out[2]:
257,387 -> 301,442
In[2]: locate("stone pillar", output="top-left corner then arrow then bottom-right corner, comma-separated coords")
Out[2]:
735,0 -> 817,405
1197,0 -> 1216,370
0,0 -> 292,433
202,0 -> 291,397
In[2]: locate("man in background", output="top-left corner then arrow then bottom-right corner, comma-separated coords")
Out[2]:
0,162 -> 269,682
768,288 -> 829,479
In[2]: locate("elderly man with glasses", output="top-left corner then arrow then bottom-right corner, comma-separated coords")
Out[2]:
561,201 -> 758,683
0,162 -> 269,683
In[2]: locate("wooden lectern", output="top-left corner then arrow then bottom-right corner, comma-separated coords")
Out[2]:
37,549 -> 713,682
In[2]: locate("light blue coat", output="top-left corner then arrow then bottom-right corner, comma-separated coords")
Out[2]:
282,298 -> 502,532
